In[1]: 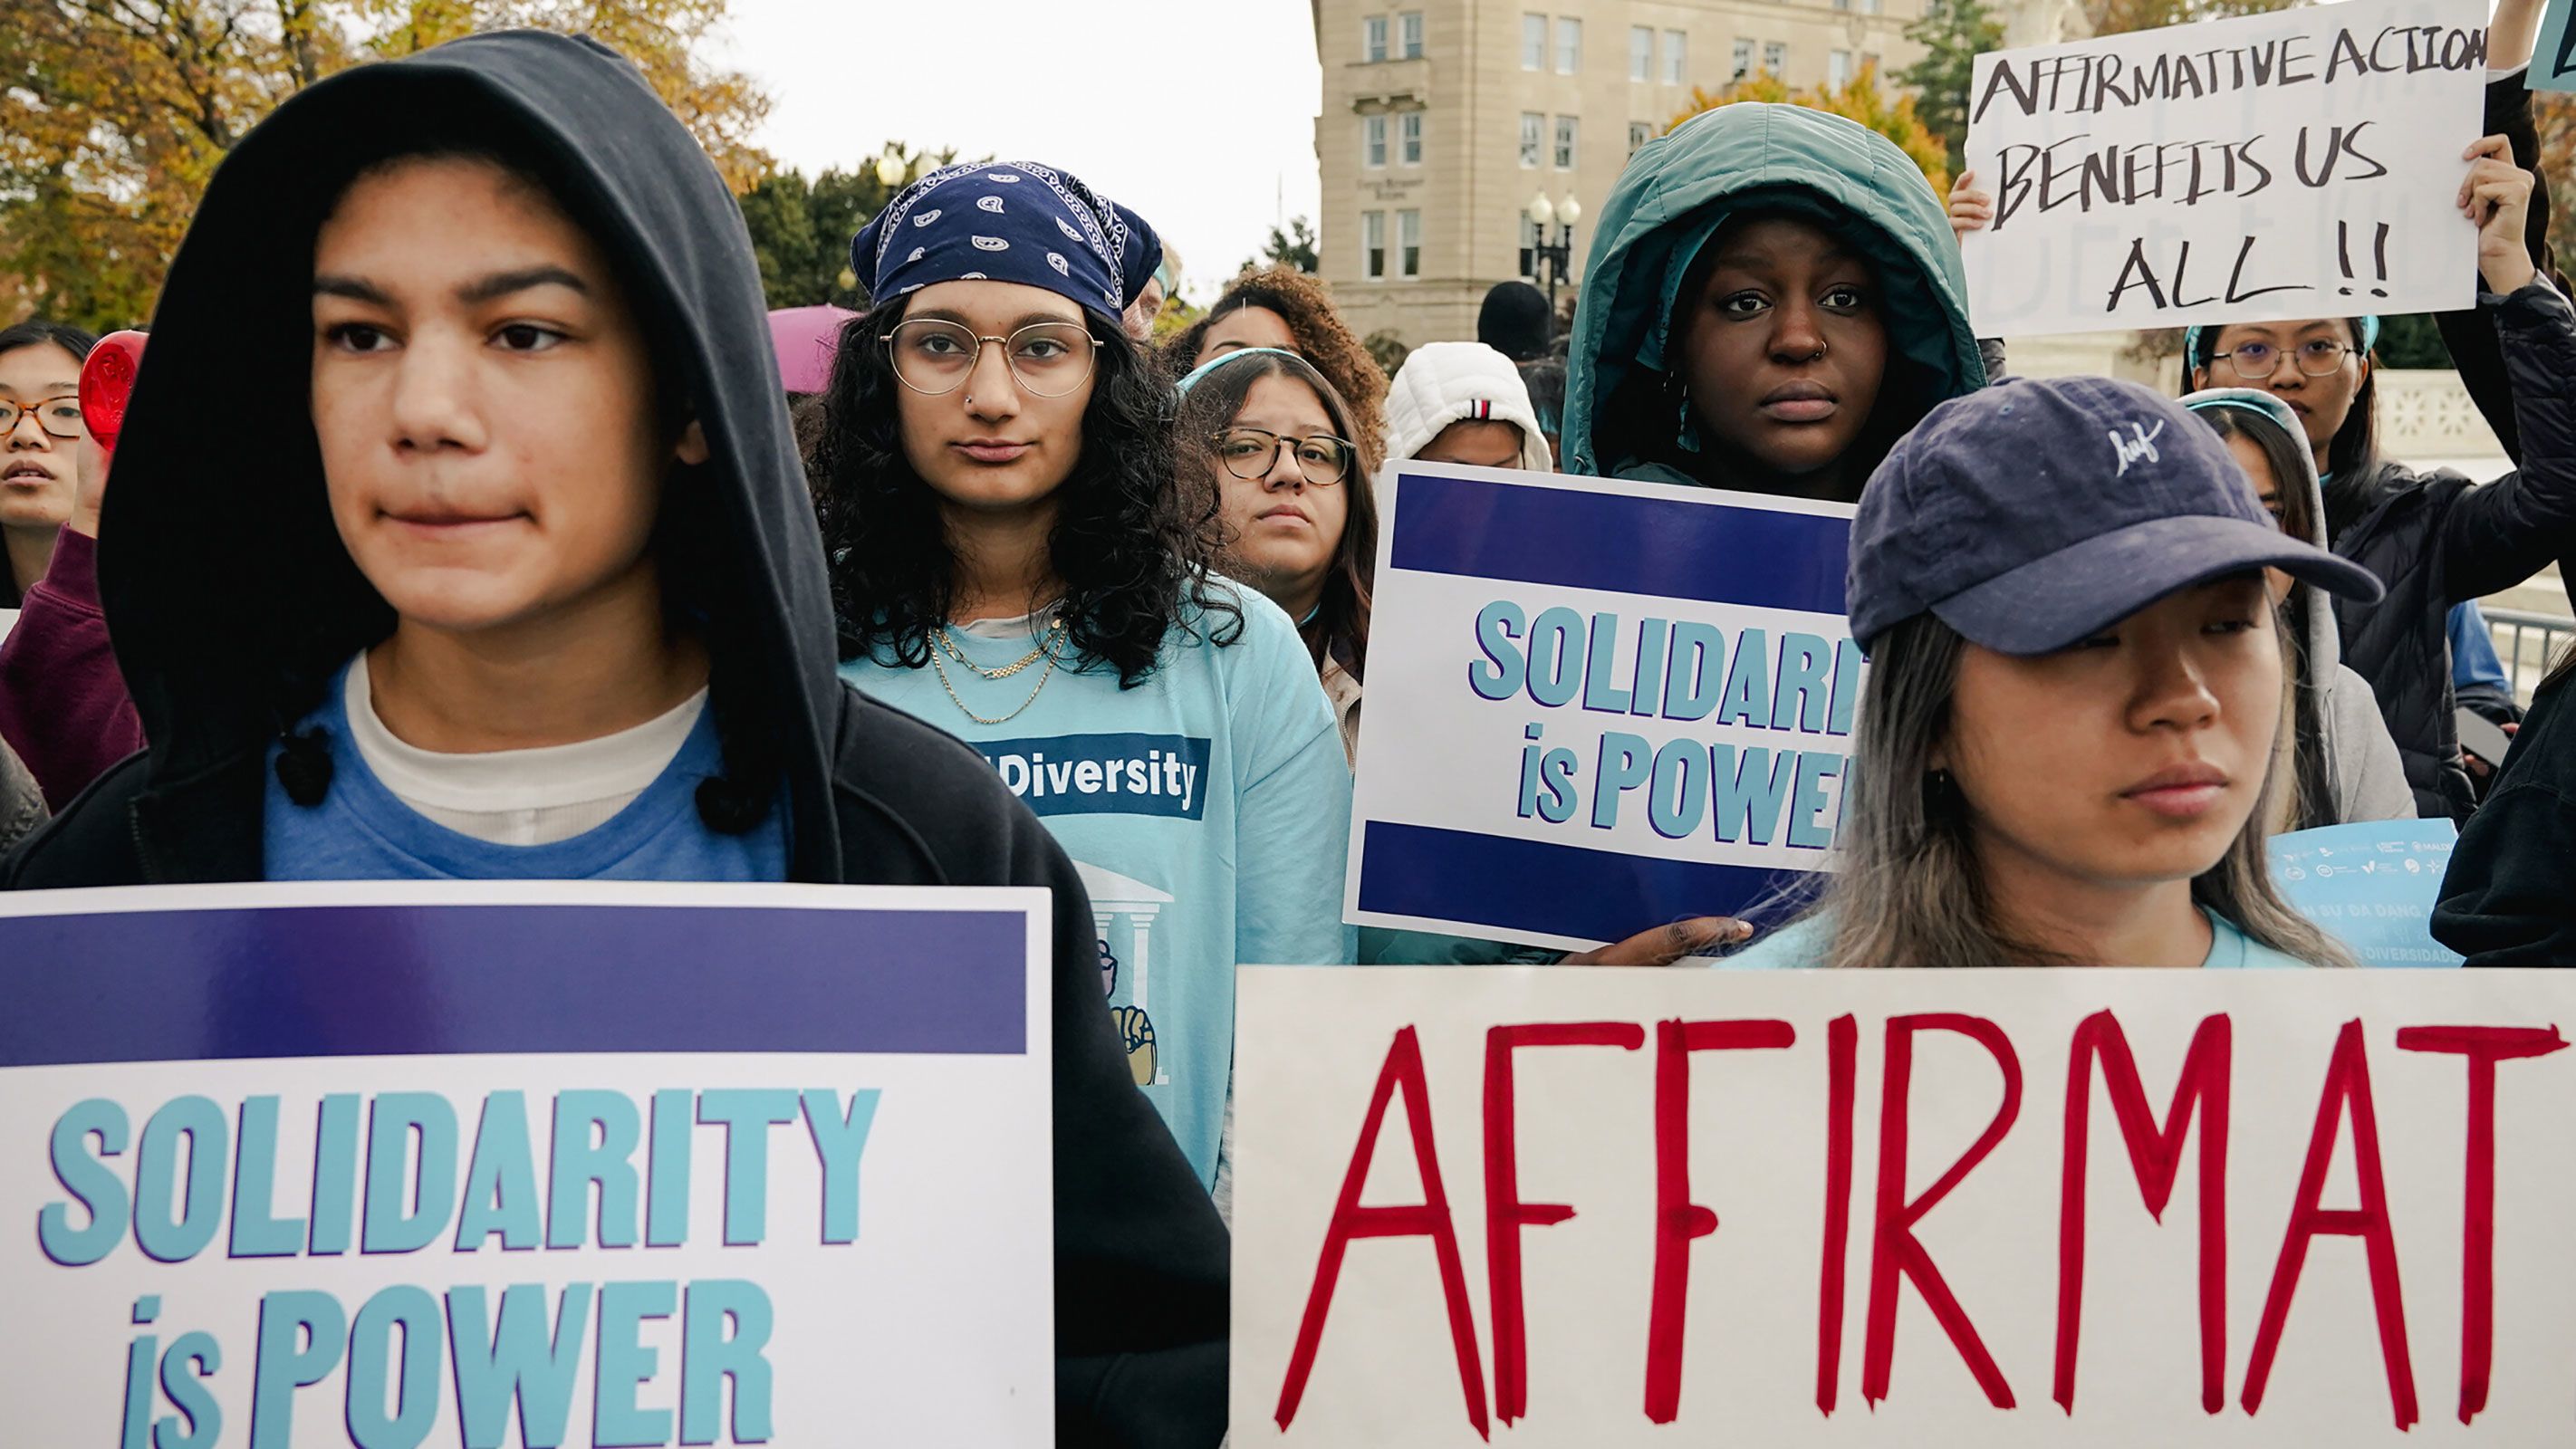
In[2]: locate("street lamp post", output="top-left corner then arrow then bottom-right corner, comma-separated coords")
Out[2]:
1523,190 -> 1582,330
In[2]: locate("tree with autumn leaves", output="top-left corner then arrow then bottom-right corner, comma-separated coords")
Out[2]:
1,0 -> 772,332
1665,63 -> 1955,197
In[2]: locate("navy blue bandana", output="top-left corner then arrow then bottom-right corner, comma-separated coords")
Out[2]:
1106,197 -> 1164,309
852,160 -> 1132,321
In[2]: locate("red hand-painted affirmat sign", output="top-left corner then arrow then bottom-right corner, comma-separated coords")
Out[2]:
1233,965 -> 2569,1445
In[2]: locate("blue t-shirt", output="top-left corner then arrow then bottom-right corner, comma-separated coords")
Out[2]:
264,658 -> 787,883
840,582 -> 1354,1185
1720,907 -> 2418,968
2448,600 -> 2511,693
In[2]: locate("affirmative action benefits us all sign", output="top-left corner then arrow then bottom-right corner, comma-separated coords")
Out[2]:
0,882 -> 1053,1446
1961,0 -> 2487,338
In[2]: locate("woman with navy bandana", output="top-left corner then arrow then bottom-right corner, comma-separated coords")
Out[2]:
812,162 -> 1355,1204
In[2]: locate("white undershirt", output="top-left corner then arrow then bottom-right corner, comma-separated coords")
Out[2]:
951,609 -> 1051,642
343,652 -> 708,846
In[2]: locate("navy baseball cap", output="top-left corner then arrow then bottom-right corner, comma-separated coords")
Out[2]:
1848,376 -> 2383,655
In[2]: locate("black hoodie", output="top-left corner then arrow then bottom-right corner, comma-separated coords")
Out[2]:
0,32 -> 1227,1444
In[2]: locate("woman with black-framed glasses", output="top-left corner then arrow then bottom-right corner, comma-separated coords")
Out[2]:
812,161 -> 1357,1211
1171,347 -> 1373,762
0,319 -> 96,608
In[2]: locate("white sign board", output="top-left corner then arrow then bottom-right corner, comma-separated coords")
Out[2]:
1348,463 -> 1856,951
1962,0 -> 2486,338
0,882 -> 1055,1446
1234,964 -> 2574,1444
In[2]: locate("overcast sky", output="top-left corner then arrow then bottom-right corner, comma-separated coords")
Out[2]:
719,0 -> 1325,304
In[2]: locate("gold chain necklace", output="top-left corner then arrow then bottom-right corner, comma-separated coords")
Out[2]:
928,621 -> 1068,726
934,613 -> 1064,680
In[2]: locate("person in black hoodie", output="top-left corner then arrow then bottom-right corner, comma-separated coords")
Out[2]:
2435,648 -> 2576,964
0,32 -> 1226,1445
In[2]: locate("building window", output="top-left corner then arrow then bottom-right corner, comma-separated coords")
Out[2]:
1399,10 -> 1424,58
1363,114 -> 1388,168
1399,111 -> 1424,165
1829,49 -> 1851,89
1398,209 -> 1421,277
1629,26 -> 1653,81
1764,41 -> 1788,76
1363,14 -> 1388,62
1629,120 -> 1654,156
1863,0 -> 1883,13
1556,17 -> 1581,74
1363,210 -> 1387,280
1664,31 -> 1687,84
1522,13 -> 1545,70
1554,115 -> 1578,169
1732,37 -> 1754,82
1520,111 -> 1543,168
1861,51 -> 1882,77
1520,216 -> 1541,279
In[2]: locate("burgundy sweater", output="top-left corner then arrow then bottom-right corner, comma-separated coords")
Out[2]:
0,528 -> 145,810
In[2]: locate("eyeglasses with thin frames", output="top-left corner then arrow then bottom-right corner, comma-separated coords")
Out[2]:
2213,338 -> 2360,379
879,319 -> 1100,398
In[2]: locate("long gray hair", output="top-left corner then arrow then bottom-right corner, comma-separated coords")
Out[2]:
1804,610 -> 2357,967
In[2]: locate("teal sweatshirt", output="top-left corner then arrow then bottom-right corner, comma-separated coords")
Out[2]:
841,580 -> 1355,1185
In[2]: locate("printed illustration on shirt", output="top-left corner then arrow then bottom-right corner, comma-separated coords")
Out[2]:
1074,859 -> 1172,1089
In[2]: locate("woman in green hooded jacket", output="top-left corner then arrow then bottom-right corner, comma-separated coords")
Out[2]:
1562,102 -> 1986,498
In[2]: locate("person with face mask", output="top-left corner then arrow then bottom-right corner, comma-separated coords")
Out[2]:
1561,103 -> 1985,500
1,38 -> 1228,1442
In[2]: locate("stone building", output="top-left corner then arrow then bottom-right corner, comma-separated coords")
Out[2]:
1313,0 -> 1933,347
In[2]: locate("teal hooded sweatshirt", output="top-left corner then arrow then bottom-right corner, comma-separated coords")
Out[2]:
1562,102 -> 1986,485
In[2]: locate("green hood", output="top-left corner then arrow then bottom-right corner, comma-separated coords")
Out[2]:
1562,102 -> 1985,480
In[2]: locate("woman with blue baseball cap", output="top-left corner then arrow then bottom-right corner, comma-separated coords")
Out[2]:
810,161 -> 1355,1202
1728,377 -> 2381,968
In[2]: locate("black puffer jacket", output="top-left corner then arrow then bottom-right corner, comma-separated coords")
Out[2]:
0,34 -> 1226,1444
2331,283 -> 2576,820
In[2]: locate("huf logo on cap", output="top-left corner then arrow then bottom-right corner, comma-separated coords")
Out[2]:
2109,418 -> 2167,475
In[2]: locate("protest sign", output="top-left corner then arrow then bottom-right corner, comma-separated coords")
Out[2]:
1346,462 -> 1855,951
1233,964 -> 2574,1445
2271,819 -> 2463,966
2538,0 -> 2576,92
0,881 -> 1054,1447
1961,0 -> 2486,338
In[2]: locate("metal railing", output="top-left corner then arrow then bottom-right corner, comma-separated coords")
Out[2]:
2485,606 -> 2576,705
